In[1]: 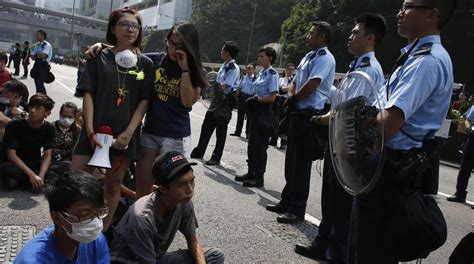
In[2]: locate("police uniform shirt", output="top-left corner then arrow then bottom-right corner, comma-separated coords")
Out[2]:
464,105 -> 474,123
278,75 -> 294,98
385,35 -> 453,150
253,66 -> 279,97
345,51 -> 386,106
294,47 -> 335,110
31,40 -> 53,63
238,74 -> 256,95
216,59 -> 240,94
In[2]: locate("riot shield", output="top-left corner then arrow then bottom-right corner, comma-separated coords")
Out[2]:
328,71 -> 385,196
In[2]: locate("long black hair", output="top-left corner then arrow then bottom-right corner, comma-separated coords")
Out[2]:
167,22 -> 209,90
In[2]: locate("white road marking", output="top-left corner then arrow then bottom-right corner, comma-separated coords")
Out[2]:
55,79 -> 76,94
201,163 -> 321,226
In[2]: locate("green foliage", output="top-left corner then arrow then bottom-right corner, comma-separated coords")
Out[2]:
142,29 -> 167,53
281,0 -> 404,73
191,0 -> 298,64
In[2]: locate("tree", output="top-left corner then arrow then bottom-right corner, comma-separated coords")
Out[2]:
191,0 -> 298,64
280,0 -> 404,74
142,29 -> 167,53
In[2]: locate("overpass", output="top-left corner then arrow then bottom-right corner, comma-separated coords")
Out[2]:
0,0 -> 107,39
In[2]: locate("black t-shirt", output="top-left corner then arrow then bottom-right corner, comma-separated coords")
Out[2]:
76,48 -> 154,160
3,119 -> 55,161
143,52 -> 192,138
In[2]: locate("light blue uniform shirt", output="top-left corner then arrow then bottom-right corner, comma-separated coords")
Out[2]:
31,40 -> 53,63
238,74 -> 256,95
344,51 -> 386,106
216,59 -> 240,94
253,66 -> 279,97
295,47 -> 335,110
385,35 -> 453,150
464,105 -> 474,122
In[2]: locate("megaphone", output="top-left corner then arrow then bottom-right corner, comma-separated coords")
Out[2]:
87,125 -> 115,169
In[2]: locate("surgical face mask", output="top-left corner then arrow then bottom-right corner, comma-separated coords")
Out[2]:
59,117 -> 75,127
115,49 -> 137,68
0,96 -> 10,105
62,216 -> 103,244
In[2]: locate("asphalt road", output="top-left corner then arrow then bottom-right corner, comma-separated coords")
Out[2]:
0,63 -> 473,263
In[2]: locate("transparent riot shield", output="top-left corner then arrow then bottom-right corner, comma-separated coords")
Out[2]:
329,71 -> 385,196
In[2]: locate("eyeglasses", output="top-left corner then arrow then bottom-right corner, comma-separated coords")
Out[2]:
399,4 -> 433,14
165,39 -> 185,51
60,206 -> 109,224
116,21 -> 141,32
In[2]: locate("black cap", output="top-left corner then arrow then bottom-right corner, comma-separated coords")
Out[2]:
152,151 -> 197,185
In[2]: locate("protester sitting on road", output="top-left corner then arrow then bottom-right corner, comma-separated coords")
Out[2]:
14,169 -> 110,264
70,7 -> 154,231
0,52 -> 12,89
0,93 -> 55,191
110,151 -> 225,264
52,102 -> 80,163
0,79 -> 29,146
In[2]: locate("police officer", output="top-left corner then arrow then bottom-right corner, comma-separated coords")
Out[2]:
230,63 -> 256,138
447,104 -> 474,207
191,41 -> 240,166
266,21 -> 335,223
295,14 -> 388,262
348,1 -> 455,262
234,47 -> 278,187
269,63 -> 295,149
30,30 -> 53,94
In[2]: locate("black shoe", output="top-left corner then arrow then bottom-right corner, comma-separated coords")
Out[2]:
230,132 -> 241,137
243,177 -> 263,187
266,203 -> 288,214
279,144 -> 286,150
205,159 -> 220,166
269,141 -> 277,146
277,212 -> 304,223
447,192 -> 467,203
235,173 -> 253,182
294,243 -> 326,261
190,150 -> 203,159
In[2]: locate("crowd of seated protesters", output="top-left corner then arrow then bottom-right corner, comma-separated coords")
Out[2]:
0,93 -> 55,191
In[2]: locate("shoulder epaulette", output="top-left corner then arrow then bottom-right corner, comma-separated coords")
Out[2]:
317,49 -> 327,56
268,68 -> 277,75
225,63 -> 237,73
413,43 -> 433,57
358,57 -> 371,68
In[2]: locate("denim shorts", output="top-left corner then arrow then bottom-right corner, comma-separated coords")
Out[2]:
140,131 -> 191,158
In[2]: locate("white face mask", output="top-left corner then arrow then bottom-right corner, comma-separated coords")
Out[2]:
62,216 -> 103,244
59,117 -> 75,127
115,49 -> 137,68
